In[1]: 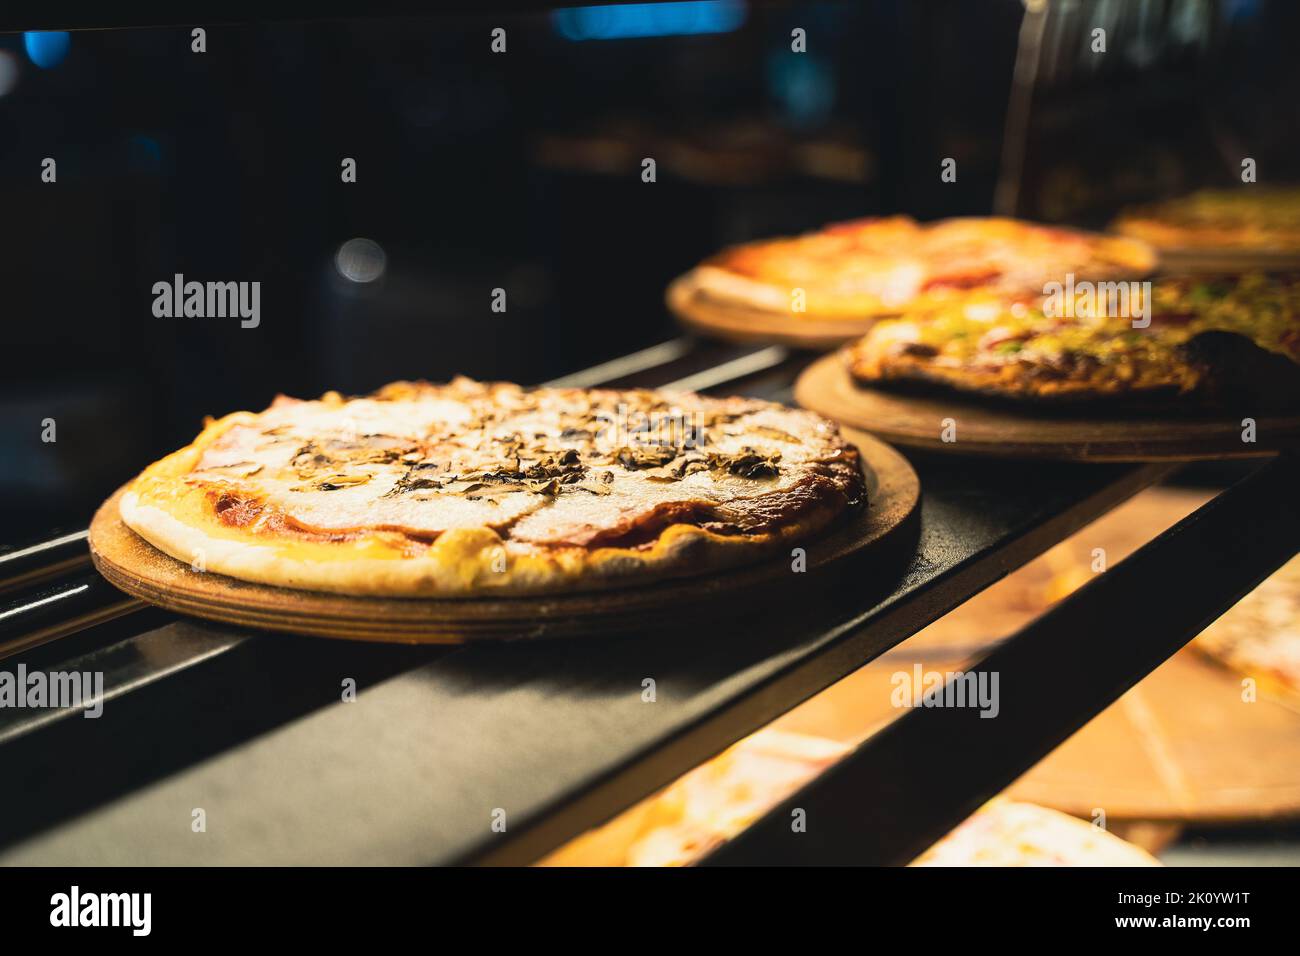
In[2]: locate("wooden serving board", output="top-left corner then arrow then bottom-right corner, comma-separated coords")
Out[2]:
795,351 -> 1300,461
666,273 -> 877,350
88,428 -> 920,644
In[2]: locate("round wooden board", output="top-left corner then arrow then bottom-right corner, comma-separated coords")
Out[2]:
88,428 -> 920,645
666,273 -> 877,350
795,351 -> 1300,461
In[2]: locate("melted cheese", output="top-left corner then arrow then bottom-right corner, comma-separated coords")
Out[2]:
182,378 -> 857,547
708,216 -> 1154,314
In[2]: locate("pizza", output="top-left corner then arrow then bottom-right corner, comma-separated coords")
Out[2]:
846,272 -> 1300,406
118,378 -> 865,598
543,731 -> 1159,866
689,216 -> 1155,318
538,729 -> 853,867
1113,186 -> 1300,254
909,799 -> 1160,867
1193,553 -> 1300,713
621,730 -> 851,867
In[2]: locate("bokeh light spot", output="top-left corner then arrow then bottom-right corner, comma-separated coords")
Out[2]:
335,238 -> 387,284
0,51 -> 20,97
24,32 -> 71,70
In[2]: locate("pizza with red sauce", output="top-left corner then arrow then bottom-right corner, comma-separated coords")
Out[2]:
686,216 -> 1155,319
118,378 -> 865,597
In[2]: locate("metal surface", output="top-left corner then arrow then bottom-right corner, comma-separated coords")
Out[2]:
992,0 -> 1048,217
0,529 -> 91,594
0,340 -> 1178,866
542,338 -> 694,389
0,572 -> 143,661
662,346 -> 790,392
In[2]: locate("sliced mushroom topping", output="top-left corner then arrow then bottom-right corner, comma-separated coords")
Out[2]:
614,445 -> 680,470
292,473 -> 374,492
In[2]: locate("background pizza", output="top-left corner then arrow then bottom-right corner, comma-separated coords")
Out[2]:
118,378 -> 865,598
1193,553 -> 1300,713
845,272 -> 1300,407
1113,186 -> 1300,254
689,215 -> 1156,319
540,729 -> 1160,867
909,799 -> 1160,867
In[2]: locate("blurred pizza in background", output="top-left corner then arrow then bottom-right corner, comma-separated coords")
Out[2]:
540,729 -> 1159,867
911,800 -> 1159,867
1192,553 -> 1300,713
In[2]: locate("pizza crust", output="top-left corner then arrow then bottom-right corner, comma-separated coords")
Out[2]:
846,345 -> 1191,403
120,380 -> 865,598
120,487 -> 849,597
690,264 -> 916,318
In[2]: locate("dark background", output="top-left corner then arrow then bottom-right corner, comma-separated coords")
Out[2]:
0,0 -> 1296,540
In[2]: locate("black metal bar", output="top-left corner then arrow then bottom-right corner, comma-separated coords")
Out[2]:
701,454 -> 1299,866
0,621 -> 441,846
0,621 -> 247,747
0,572 -> 143,661
0,530 -> 90,594
541,337 -> 695,388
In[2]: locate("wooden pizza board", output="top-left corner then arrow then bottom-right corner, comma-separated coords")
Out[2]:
795,351 -> 1300,461
88,428 -> 920,644
666,273 -> 878,350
